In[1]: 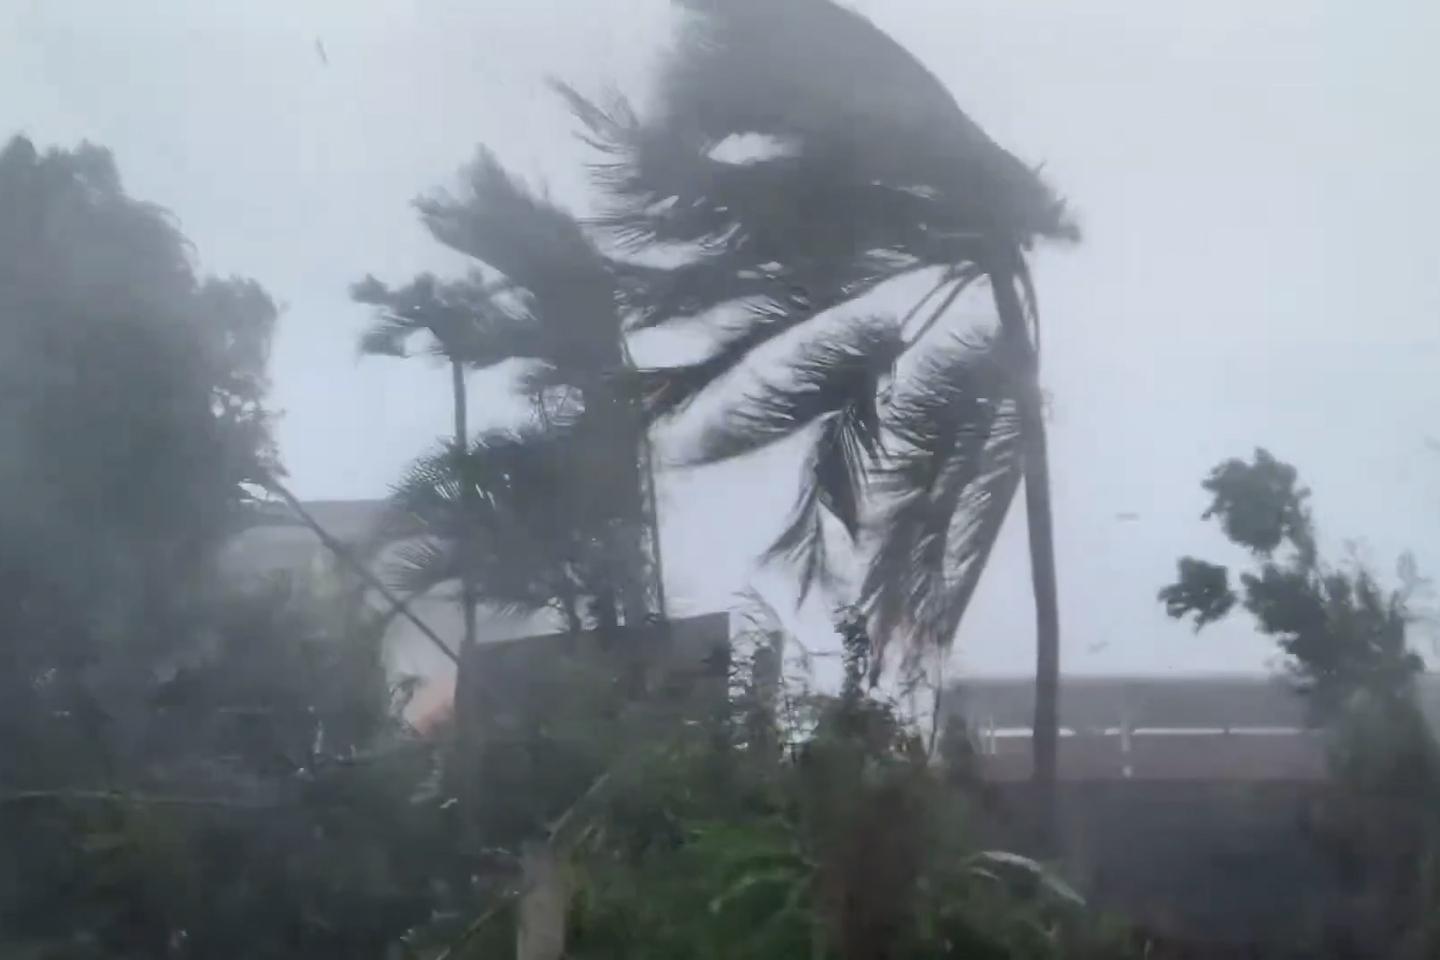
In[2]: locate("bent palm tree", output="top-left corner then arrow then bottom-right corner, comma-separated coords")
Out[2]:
561,0 -> 1076,808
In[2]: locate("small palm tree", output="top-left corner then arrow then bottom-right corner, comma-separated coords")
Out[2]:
560,0 -> 1078,808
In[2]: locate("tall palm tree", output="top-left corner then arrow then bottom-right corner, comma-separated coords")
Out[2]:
560,0 -> 1077,814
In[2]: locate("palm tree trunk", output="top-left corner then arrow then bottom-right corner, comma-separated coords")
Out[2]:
987,256 -> 1061,849
452,359 -> 478,656
451,360 -> 483,823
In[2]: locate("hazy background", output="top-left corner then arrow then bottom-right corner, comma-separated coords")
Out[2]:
4,0 -> 1438,676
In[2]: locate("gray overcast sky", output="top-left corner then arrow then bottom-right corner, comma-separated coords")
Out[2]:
4,0 -> 1439,677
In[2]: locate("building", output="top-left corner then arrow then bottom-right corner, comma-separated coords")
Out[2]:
952,675 -> 1440,951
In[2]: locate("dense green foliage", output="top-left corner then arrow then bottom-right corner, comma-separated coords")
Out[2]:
0,136 -> 455,958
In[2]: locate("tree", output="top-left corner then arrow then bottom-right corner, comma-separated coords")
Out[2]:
358,153 -> 675,960
356,150 -> 663,641
0,135 -> 453,960
559,0 -> 1077,812
0,135 -> 277,795
1159,448 -> 1440,956
1158,448 -> 1422,717
415,148 -> 662,627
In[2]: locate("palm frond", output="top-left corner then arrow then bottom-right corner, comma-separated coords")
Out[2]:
386,535 -> 556,621
631,304 -> 812,421
558,0 -> 1074,442
814,402 -> 879,539
863,336 -> 1023,657
683,318 -> 899,466
665,0 -> 1077,246
559,83 -> 938,369
762,444 -> 834,607
357,315 -> 415,358
351,272 -> 540,368
609,257 -> 826,332
761,394 -> 887,604
379,438 -> 587,618
416,148 -> 621,372
387,537 -> 460,599
418,149 -> 601,290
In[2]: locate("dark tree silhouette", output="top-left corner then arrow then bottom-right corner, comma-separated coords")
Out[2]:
0,135 -> 278,785
1160,448 -> 1422,718
0,136 -> 450,959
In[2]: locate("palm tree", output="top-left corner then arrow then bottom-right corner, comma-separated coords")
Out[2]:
559,0 -> 1077,816
352,271 -> 527,657
367,156 -> 677,960
414,150 -> 661,629
355,150 -> 664,643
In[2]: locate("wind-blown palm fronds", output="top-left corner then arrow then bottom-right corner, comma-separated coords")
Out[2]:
416,148 -> 624,380
562,0 -> 1069,613
352,272 -> 535,368
378,435 -> 599,627
863,337 -> 1022,672
358,147 -> 665,633
560,0 -> 1077,799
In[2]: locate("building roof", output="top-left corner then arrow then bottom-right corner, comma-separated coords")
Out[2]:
952,673 -> 1440,731
954,674 -> 1440,783
976,731 -> 1328,783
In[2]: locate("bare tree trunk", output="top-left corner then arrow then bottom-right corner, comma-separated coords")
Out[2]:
988,257 -> 1061,849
